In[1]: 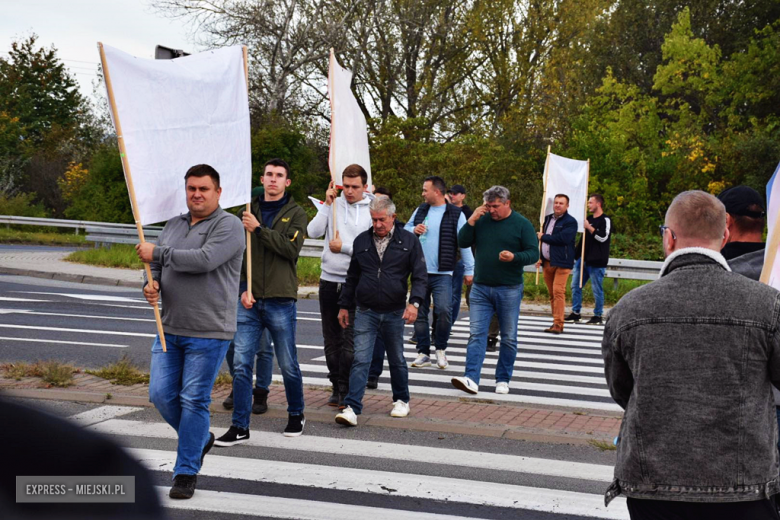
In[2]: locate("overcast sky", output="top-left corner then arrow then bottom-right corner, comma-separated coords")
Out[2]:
0,0 -> 199,99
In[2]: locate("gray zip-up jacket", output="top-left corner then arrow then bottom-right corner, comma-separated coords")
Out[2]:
603,247 -> 780,505
146,207 -> 244,340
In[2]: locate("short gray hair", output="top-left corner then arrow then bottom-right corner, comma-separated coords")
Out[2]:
369,196 -> 396,216
483,185 -> 510,204
666,190 -> 726,242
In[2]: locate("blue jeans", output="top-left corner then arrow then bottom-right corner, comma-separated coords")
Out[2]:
414,273 -> 453,355
451,259 -> 465,323
225,330 -> 272,389
368,332 -> 385,380
571,259 -> 606,317
464,283 -> 523,385
345,308 -> 410,414
232,296 -> 303,429
149,334 -> 230,477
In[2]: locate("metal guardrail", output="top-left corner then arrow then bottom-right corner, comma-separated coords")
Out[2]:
2,215 -> 662,280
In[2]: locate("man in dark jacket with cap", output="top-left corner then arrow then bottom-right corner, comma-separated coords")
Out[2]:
718,185 -> 766,263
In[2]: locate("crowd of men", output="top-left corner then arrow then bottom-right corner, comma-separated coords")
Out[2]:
135,159 -> 780,520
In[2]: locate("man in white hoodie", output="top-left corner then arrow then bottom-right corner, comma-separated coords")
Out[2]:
307,164 -> 373,407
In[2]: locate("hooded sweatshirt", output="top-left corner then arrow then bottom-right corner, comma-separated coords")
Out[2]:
307,192 -> 374,283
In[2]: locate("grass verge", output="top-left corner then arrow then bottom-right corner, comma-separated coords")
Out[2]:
0,360 -> 78,387
0,228 -> 87,246
588,439 -> 617,451
213,371 -> 233,389
86,355 -> 149,385
65,244 -> 143,270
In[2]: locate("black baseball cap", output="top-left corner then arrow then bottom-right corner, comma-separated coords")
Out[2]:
448,185 -> 466,195
717,185 -> 766,218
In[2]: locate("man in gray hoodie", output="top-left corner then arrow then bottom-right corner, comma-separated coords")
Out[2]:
307,164 -> 373,407
135,164 -> 244,500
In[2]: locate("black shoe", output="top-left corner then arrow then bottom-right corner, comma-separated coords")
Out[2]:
327,387 -> 339,407
564,312 -> 581,323
169,474 -> 197,499
338,393 -> 347,410
201,432 -> 215,465
487,337 -> 498,352
366,377 -> 378,390
585,316 -> 603,325
284,414 -> 305,437
222,390 -> 234,410
252,387 -> 269,414
408,335 -> 418,345
214,425 -> 250,447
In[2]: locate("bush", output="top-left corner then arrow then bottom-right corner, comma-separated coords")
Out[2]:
0,192 -> 47,217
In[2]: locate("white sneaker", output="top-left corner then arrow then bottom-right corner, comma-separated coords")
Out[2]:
390,400 -> 410,418
335,406 -> 357,426
436,350 -> 448,369
451,376 -> 479,394
495,382 -> 509,394
411,354 -> 430,367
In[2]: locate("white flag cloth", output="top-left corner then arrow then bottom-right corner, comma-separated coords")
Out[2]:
328,53 -> 371,189
763,161 -> 780,288
308,196 -> 325,209
101,44 -> 251,225
543,153 -> 589,232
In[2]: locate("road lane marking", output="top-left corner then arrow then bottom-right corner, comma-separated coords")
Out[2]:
68,406 -> 142,426
0,324 -> 155,337
0,336 -> 128,348
15,291 -> 145,303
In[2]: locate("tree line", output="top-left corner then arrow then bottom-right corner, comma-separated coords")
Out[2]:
2,1 -> 780,258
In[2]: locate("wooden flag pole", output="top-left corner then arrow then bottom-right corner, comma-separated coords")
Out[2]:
328,48 -> 339,237
242,46 -> 252,297
98,42 -> 166,352
760,208 -> 780,284
536,145 -> 551,285
580,159 -> 591,288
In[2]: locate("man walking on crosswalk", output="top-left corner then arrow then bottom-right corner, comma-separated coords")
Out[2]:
451,186 -> 538,395
136,164 -> 245,499
335,196 -> 427,426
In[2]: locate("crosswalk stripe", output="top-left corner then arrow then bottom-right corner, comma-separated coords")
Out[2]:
157,487 -> 477,519
278,375 -> 622,411
0,323 -> 156,337
68,406 -> 142,426
401,350 -> 605,366
131,448 -> 628,519
422,342 -> 602,356
297,364 -> 611,397
0,336 -> 129,348
441,334 -> 603,348
89,419 -> 615,482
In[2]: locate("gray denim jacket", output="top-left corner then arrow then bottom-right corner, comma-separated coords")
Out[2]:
602,247 -> 780,505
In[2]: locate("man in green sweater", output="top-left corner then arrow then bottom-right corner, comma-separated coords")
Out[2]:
451,185 -> 538,395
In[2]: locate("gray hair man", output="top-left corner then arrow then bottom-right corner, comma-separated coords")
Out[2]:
602,190 -> 780,519
451,186 -> 538,395
335,196 -> 428,426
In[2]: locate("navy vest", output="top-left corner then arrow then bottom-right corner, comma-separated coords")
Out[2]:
413,202 -> 461,272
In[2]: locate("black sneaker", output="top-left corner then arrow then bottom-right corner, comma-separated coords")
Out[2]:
327,387 -> 339,407
366,377 -> 378,389
564,312 -> 581,323
408,335 -> 418,345
169,474 -> 197,499
252,387 -> 268,414
585,316 -> 603,325
214,425 -> 250,447
338,393 -> 347,410
487,337 -> 498,352
201,432 -> 215,465
222,390 -> 234,410
284,414 -> 305,437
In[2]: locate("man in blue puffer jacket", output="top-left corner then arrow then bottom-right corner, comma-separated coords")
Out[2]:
536,194 -> 578,334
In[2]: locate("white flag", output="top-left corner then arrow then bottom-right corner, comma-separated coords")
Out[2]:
762,161 -> 780,287
328,51 -> 372,189
100,44 -> 251,225
543,153 -> 589,232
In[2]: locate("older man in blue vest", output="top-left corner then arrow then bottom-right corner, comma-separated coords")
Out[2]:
405,176 -> 474,370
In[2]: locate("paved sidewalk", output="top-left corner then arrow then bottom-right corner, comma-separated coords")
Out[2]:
0,371 -> 621,445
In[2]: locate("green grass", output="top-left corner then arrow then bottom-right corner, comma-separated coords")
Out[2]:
213,371 -> 233,389
588,439 -> 617,451
86,355 -> 149,385
65,244 -> 144,269
0,360 -> 78,387
0,228 -> 87,246
297,257 -> 322,286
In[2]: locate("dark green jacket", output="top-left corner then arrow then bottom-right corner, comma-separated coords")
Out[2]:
241,194 -> 307,300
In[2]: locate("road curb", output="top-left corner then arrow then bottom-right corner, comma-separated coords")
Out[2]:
1,385 -> 616,446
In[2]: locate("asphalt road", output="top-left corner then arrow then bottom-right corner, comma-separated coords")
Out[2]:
5,397 -> 624,520
0,274 -> 616,412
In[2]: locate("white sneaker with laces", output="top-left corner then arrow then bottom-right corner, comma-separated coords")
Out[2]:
495,382 -> 509,394
436,350 -> 448,369
411,354 -> 431,367
335,406 -> 358,426
451,376 -> 479,394
390,400 -> 410,418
